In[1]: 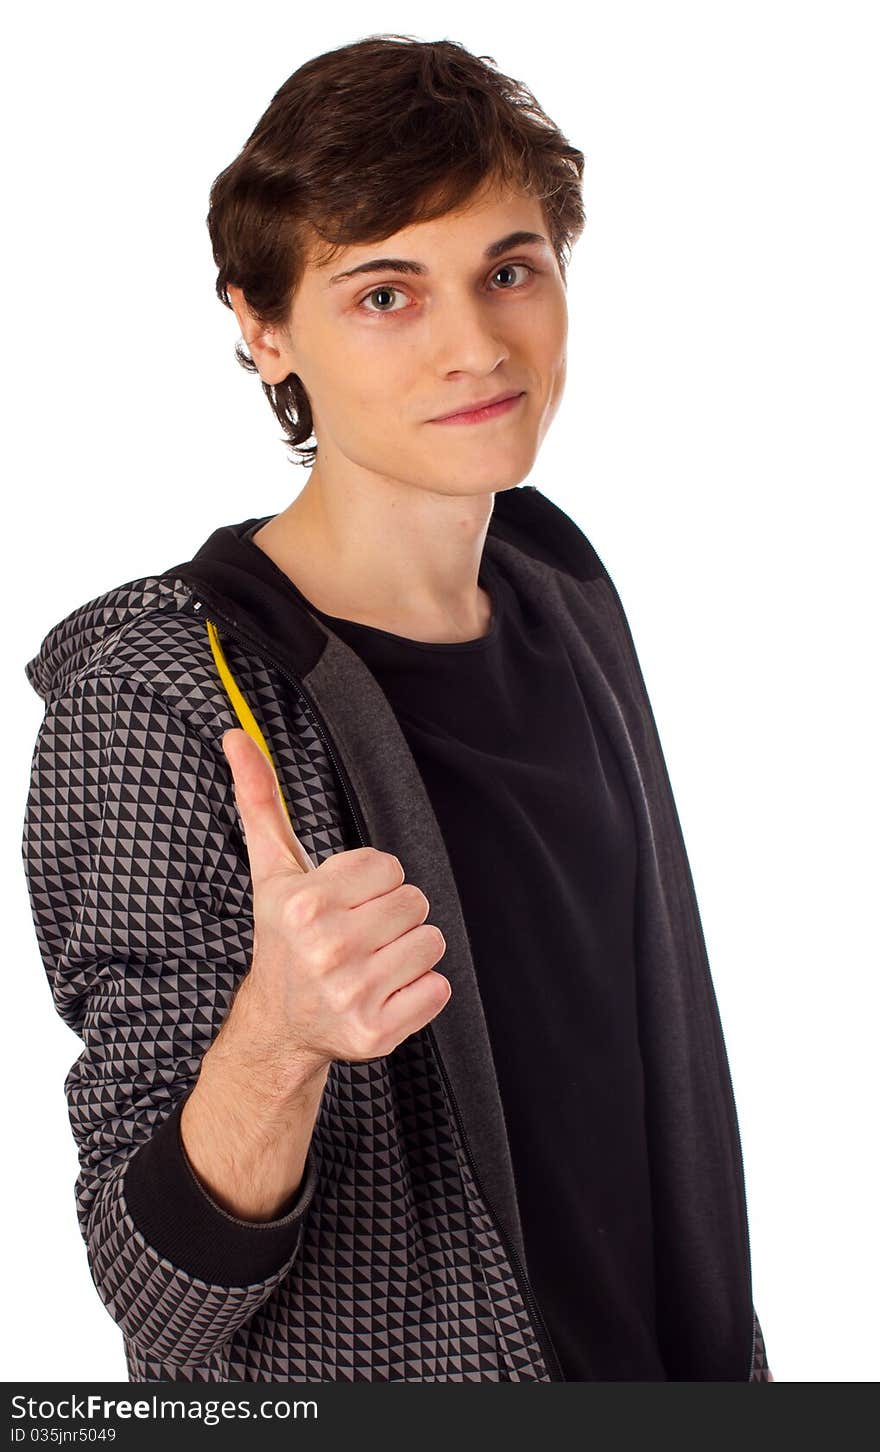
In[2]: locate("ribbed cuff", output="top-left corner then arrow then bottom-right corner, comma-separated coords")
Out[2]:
122,1087 -> 318,1286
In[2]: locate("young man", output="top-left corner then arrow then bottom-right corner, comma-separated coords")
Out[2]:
21,36 -> 771,1382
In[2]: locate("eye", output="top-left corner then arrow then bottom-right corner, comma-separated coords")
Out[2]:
358,284 -> 410,315
489,261 -> 535,289
355,261 -> 536,316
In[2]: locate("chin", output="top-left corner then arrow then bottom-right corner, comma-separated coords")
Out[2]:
442,466 -> 530,499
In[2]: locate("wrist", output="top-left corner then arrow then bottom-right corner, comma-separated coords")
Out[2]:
211,974 -> 331,1106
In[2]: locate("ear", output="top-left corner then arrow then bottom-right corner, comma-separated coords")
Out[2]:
226,282 -> 247,331
226,283 -> 294,386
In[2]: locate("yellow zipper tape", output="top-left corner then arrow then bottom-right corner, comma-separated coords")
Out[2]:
204,617 -> 294,833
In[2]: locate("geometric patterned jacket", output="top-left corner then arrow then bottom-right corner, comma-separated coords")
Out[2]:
21,484 -> 771,1382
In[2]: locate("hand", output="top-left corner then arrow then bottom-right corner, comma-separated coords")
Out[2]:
221,729 -> 452,1073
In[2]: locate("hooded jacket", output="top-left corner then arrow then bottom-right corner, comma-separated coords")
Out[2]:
21,483 -> 771,1383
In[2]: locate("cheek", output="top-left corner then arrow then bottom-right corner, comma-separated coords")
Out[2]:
520,295 -> 567,367
340,333 -> 414,413
304,341 -> 401,430
313,365 -> 416,461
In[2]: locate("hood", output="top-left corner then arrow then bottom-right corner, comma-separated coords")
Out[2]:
24,484 -> 606,704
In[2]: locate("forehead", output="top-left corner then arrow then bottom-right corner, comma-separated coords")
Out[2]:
304,183 -> 549,280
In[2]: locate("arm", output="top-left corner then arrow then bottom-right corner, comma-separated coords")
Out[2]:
179,974 -> 330,1222
22,669 -> 321,1365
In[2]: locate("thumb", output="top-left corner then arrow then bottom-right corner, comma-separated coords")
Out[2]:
221,727 -> 316,878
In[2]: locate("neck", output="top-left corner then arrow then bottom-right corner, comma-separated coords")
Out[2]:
250,467 -> 496,643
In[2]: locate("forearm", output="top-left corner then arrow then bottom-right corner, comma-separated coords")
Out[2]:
180,974 -> 330,1222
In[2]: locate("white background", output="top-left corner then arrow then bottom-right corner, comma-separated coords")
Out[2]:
3,0 -> 877,1383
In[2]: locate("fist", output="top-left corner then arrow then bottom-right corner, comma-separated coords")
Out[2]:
221,728 -> 452,1072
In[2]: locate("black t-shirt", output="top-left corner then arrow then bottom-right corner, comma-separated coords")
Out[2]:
249,529 -> 667,1382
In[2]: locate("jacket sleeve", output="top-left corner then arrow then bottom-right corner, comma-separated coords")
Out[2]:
21,668 -> 319,1365
749,1306 -> 772,1381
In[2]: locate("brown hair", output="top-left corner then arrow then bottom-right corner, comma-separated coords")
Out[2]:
207,34 -> 586,467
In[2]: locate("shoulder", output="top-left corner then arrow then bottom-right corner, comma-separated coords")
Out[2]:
30,571 -> 232,743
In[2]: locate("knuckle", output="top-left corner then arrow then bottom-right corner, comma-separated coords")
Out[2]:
342,1001 -> 379,1057
314,930 -> 348,973
350,1018 -> 378,1059
284,885 -> 324,931
339,847 -> 403,886
325,973 -> 353,1017
377,849 -> 405,885
400,882 -> 429,915
334,846 -> 368,870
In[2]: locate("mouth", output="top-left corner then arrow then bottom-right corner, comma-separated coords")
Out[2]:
429,390 -> 525,425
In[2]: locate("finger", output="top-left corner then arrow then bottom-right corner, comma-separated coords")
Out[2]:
221,728 -> 315,878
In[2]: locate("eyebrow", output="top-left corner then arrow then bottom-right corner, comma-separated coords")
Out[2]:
327,230 -> 550,286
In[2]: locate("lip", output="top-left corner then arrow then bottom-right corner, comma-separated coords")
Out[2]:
429,390 -> 525,425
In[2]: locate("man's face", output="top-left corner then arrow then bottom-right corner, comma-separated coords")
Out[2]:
262,179 -> 568,497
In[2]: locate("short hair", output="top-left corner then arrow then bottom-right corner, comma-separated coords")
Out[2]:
207,33 -> 587,466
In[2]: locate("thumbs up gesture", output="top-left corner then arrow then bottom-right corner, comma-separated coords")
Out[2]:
221,728 -> 452,1073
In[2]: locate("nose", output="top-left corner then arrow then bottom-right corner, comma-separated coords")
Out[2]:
428,288 -> 511,377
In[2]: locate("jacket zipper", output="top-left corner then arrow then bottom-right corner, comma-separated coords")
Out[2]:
184,591 -> 566,1383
